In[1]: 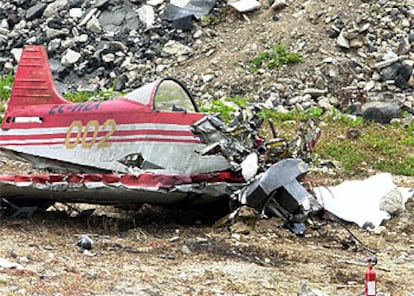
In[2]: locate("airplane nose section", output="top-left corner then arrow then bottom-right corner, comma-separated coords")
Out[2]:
235,158 -> 321,235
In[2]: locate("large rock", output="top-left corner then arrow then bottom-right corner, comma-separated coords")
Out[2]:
362,102 -> 402,123
380,188 -> 405,215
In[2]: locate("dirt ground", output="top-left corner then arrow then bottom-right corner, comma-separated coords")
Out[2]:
0,190 -> 413,296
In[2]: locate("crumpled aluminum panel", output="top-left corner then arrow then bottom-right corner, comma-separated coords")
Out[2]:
0,172 -> 244,206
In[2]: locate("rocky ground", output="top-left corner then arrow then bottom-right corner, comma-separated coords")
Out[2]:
0,0 -> 414,295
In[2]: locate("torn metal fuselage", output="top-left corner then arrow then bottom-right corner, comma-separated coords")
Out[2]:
191,110 -> 322,234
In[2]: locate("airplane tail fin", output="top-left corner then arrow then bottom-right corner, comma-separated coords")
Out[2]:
7,45 -> 68,109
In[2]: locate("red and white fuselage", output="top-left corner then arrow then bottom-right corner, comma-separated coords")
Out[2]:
0,46 -> 230,175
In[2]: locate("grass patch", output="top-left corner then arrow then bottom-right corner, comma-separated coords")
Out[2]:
250,44 -> 303,73
199,96 -> 248,122
200,7 -> 228,26
0,71 -> 14,100
315,119 -> 414,176
63,90 -> 117,102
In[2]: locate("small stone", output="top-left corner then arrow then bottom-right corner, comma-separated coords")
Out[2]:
359,23 -> 370,33
79,8 -> 98,27
147,0 -> 164,5
373,226 -> 386,235
111,41 -> 128,52
303,88 -> 327,98
375,57 -> 400,69
337,31 -> 350,49
43,0 -> 68,18
86,16 -> 102,33
61,49 -> 81,66
402,19 -> 410,28
202,74 -> 214,83
78,84 -> 99,93
317,97 -> 333,110
61,38 -> 75,49
77,235 -> 93,250
46,28 -> 69,39
395,75 -> 410,90
11,48 -> 23,63
193,30 -> 203,39
169,236 -> 180,242
398,63 -> 413,81
346,128 -> 361,139
380,63 -> 400,81
162,40 -> 192,57
26,3 -> 47,20
155,64 -> 167,73
364,81 -> 375,91
408,32 -> 414,43
69,8 -> 83,18
314,75 -> 325,89
181,245 -> 191,254
271,0 -> 288,11
102,53 -> 115,63
138,5 -> 155,29
350,38 -> 363,48
229,0 -> 261,13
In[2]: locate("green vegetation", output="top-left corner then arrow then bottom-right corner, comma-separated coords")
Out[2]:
63,90 -> 117,102
199,96 -> 248,122
260,106 -> 323,121
200,7 -> 228,26
0,71 -> 14,100
250,44 -> 303,73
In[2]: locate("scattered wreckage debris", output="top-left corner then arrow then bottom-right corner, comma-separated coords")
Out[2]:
315,173 -> 413,230
0,45 -> 322,235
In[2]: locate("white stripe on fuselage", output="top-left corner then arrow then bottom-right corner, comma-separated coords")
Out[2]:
0,135 -> 199,145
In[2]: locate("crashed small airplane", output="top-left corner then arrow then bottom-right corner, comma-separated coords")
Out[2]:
0,45 -> 321,234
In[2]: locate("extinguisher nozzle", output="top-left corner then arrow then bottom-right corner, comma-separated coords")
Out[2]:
367,255 -> 378,266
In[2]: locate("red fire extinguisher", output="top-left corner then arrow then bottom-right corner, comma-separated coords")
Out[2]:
365,255 -> 377,296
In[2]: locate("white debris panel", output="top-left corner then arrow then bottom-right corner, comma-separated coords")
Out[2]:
314,173 -> 413,228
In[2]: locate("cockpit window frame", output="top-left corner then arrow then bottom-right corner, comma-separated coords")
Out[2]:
123,78 -> 199,112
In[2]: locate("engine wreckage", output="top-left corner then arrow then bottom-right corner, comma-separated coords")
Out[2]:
0,45 -> 321,234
